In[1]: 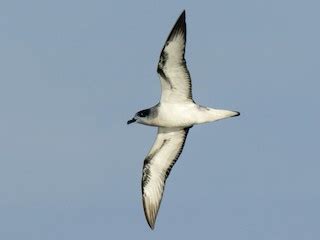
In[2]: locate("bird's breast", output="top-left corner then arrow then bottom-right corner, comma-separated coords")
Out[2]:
154,103 -> 197,128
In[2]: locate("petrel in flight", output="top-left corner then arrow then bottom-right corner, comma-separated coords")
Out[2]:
127,10 -> 239,229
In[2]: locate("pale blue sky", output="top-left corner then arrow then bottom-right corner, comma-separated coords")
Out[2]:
1,0 -> 320,239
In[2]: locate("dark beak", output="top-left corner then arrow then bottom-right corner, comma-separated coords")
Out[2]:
127,118 -> 136,125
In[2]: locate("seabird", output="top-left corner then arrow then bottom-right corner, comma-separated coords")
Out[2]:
127,10 -> 239,229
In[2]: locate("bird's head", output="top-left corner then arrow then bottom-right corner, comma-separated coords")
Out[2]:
127,108 -> 152,125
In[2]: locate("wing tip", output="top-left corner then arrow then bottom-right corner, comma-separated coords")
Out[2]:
142,196 -> 158,230
180,10 -> 186,19
166,10 -> 186,42
147,218 -> 156,230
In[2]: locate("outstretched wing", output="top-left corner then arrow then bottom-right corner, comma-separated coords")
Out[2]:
157,10 -> 193,103
142,127 -> 190,229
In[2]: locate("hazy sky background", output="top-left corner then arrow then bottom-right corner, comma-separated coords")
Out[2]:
1,0 -> 320,239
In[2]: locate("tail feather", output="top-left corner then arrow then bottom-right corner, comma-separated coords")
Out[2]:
195,106 -> 239,124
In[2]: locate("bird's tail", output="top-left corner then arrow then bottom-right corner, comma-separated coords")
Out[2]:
195,106 -> 240,124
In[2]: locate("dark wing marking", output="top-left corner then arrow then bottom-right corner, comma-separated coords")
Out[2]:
157,10 -> 193,103
142,127 -> 190,229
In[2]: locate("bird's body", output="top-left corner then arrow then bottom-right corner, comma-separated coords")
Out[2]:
139,102 -> 238,128
127,10 -> 239,229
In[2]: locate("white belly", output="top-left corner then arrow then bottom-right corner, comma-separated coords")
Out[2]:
154,102 -> 199,127
149,102 -> 238,128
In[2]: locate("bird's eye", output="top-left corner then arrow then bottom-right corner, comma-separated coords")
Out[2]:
138,109 -> 150,118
